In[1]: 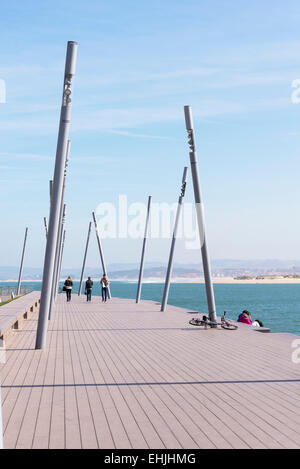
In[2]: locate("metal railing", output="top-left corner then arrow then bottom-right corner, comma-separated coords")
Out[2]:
0,286 -> 30,301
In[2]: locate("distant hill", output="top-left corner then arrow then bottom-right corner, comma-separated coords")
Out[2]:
0,266 -> 42,280
1,260 -> 300,281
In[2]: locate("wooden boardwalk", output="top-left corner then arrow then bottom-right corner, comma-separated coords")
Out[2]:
1,293 -> 300,449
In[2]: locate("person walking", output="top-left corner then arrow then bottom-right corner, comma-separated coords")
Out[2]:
85,276 -> 93,302
100,274 -> 110,303
64,276 -> 73,302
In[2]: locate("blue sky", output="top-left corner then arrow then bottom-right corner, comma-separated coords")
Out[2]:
0,0 -> 300,268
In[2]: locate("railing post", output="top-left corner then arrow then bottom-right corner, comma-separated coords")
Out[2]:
136,196 -> 152,304
35,41 -> 78,350
78,222 -> 92,296
16,227 -> 28,297
184,105 -> 217,324
92,212 -> 111,299
161,167 -> 188,311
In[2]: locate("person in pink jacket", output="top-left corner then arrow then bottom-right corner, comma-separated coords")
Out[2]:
238,310 -> 253,325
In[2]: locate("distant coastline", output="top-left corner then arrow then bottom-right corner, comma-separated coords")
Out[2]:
2,261 -> 300,285
1,276 -> 300,284
117,276 -> 300,284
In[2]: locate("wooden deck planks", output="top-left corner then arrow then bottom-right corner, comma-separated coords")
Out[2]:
1,294 -> 300,449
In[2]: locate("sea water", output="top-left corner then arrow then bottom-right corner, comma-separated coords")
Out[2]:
1,281 -> 299,336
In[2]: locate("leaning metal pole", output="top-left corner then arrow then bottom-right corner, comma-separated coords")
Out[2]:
53,140 -> 70,284
44,217 -> 48,239
50,138 -> 70,314
184,106 -> 217,324
92,212 -> 111,299
49,203 -> 66,319
161,167 -> 188,312
35,41 -> 78,350
136,196 -> 152,304
49,180 -> 53,203
53,203 -> 66,303
16,227 -> 28,296
78,222 -> 92,296
56,229 -> 66,297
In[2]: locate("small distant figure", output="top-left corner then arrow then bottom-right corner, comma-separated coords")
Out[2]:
237,310 -> 252,325
64,276 -> 73,302
85,277 -> 93,302
100,274 -> 110,303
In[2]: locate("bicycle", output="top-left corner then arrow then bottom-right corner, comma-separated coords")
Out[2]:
189,312 -> 238,330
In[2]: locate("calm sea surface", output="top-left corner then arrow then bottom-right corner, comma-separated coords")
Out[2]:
1,281 -> 299,336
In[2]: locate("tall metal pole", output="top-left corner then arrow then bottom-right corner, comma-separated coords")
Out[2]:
78,222 -> 92,296
161,167 -> 188,312
136,196 -> 152,304
35,41 -> 78,350
16,227 -> 28,296
184,105 -> 217,324
92,212 -> 111,299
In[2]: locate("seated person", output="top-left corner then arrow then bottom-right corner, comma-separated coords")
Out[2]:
252,319 -> 264,327
237,310 -> 253,325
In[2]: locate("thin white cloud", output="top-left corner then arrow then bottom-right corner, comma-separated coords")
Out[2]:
71,155 -> 120,163
108,130 -> 178,140
0,95 -> 291,135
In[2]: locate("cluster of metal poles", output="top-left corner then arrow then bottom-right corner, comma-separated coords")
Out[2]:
77,213 -> 111,299
33,41 -> 217,348
0,43 -> 219,448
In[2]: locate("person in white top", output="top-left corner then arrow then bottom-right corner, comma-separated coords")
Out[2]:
100,274 -> 109,303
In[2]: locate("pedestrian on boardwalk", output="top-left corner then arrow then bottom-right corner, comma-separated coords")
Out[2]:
64,276 -> 73,302
100,274 -> 110,303
85,276 -> 93,302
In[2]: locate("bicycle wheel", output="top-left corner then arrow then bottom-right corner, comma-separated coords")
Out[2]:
189,318 -> 205,327
189,317 -> 218,328
221,321 -> 238,330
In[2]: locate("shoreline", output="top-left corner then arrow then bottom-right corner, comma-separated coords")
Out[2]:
2,277 -> 300,284
126,277 -> 300,284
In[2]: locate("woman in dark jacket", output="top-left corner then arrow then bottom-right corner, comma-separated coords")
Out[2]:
64,276 -> 73,302
85,277 -> 93,302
